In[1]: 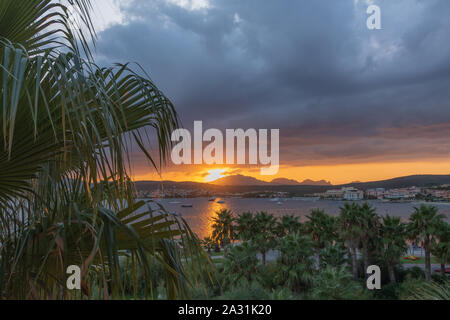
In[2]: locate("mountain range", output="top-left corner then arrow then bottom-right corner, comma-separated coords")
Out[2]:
136,174 -> 450,191
135,174 -> 450,197
210,175 -> 332,186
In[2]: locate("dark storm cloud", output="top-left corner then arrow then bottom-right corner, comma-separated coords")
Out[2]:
95,0 -> 450,166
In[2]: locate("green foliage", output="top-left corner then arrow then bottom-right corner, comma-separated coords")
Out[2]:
372,282 -> 399,300
357,203 -> 381,268
235,212 -> 255,241
431,221 -> 450,269
405,266 -> 426,280
408,205 -> 446,281
320,243 -> 348,269
120,255 -> 165,299
201,236 -> 215,253
338,202 -> 362,279
270,288 -> 299,300
308,266 -> 370,300
0,0 -> 212,300
305,209 -> 337,251
381,216 -> 408,262
234,211 -> 278,265
409,205 -> 446,241
222,242 -> 259,288
252,212 -> 278,265
275,215 -> 301,238
210,205 -> 447,301
218,280 -> 270,300
380,215 -> 408,283
396,275 -> 427,300
276,233 -> 315,292
431,274 -> 448,283
256,262 -> 280,289
189,285 -> 216,300
1,200 -> 212,299
395,268 -> 446,300
211,209 -> 235,247
339,202 -> 362,242
405,280 -> 450,300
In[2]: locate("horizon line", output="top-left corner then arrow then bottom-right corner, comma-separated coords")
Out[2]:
133,173 -> 450,186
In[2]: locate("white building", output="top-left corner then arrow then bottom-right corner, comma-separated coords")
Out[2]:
343,187 -> 364,201
325,189 -> 345,198
384,187 -> 420,200
366,188 -> 385,199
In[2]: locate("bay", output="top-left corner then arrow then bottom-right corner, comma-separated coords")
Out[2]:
146,198 -> 450,239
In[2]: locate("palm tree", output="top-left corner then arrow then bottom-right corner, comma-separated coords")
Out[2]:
235,211 -> 255,241
305,209 -> 337,270
381,215 -> 408,283
222,242 -> 259,287
0,0 -> 210,299
320,243 -> 348,269
211,209 -> 235,249
276,233 -> 315,293
408,205 -> 446,282
309,266 -> 367,300
253,211 -> 277,266
357,202 -> 380,275
275,215 -> 301,238
234,211 -> 277,265
201,236 -> 214,254
431,222 -> 449,277
406,281 -> 450,300
338,202 -> 361,279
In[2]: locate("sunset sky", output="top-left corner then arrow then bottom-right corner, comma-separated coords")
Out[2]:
91,0 -> 450,185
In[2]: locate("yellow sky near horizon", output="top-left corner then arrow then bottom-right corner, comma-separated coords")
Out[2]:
131,159 -> 450,185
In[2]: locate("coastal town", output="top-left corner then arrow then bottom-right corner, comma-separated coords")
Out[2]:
137,184 -> 450,202
314,185 -> 450,201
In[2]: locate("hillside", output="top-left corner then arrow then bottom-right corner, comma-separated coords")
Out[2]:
211,175 -> 269,186
209,175 -> 332,186
271,178 -> 332,186
135,174 -> 450,197
341,174 -> 450,189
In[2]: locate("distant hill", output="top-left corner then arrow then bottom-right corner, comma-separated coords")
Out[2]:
210,175 -> 333,186
135,180 -> 207,190
342,174 -> 450,190
270,178 -> 332,186
135,174 -> 450,197
211,175 -> 269,186
300,179 -> 332,186
270,178 -> 300,185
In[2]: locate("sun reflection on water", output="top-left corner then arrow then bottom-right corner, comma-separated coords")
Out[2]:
203,199 -> 229,239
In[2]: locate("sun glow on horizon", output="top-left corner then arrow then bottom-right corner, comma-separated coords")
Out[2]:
204,169 -> 228,182
132,159 -> 450,185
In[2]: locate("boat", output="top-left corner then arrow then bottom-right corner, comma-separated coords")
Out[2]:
169,201 -> 181,204
269,198 -> 280,202
181,204 -> 193,208
277,201 -> 283,205
208,198 -> 216,202
217,200 -> 225,204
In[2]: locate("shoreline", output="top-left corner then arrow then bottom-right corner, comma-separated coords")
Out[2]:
145,196 -> 450,205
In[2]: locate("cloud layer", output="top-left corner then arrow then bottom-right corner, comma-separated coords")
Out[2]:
94,0 -> 450,174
